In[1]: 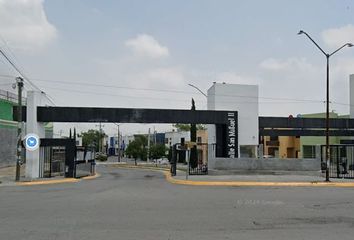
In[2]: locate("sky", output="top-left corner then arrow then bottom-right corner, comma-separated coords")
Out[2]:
1,0 -> 354,137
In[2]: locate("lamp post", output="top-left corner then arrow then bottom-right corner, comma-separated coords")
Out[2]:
188,83 -> 207,98
298,30 -> 353,182
15,77 -> 24,181
113,123 -> 121,162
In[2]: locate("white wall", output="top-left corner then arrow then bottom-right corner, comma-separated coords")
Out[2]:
164,131 -> 190,147
350,74 -> 354,118
207,83 -> 259,156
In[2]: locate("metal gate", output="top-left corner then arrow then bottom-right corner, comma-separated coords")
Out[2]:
321,145 -> 354,179
170,143 -> 209,176
40,146 -> 66,178
39,138 -> 76,178
189,143 -> 208,175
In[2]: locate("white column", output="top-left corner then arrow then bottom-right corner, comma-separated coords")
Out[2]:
25,91 -> 45,179
207,83 -> 259,158
350,74 -> 354,118
207,86 -> 217,168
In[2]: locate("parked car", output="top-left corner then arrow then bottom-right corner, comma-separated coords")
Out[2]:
95,152 -> 108,161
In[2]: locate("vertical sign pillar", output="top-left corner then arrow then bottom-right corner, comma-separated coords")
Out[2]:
226,112 -> 238,158
25,91 -> 45,179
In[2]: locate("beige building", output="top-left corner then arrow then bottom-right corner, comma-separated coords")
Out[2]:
263,136 -> 300,159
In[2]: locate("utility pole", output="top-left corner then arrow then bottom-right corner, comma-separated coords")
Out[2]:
15,77 -> 24,181
117,124 -> 120,162
153,126 -> 156,144
147,128 -> 151,163
113,123 -> 121,162
153,127 -> 157,167
96,122 -> 104,153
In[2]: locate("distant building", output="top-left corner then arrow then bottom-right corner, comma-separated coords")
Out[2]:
164,129 -> 208,163
262,111 -> 352,159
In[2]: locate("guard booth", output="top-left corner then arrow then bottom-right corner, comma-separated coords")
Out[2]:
27,138 -> 96,178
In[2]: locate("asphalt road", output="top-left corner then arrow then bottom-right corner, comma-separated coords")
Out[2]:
1,165 -> 354,240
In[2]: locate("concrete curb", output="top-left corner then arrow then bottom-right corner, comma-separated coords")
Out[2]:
14,173 -> 100,186
16,178 -> 80,186
164,172 -> 354,188
81,173 -> 101,180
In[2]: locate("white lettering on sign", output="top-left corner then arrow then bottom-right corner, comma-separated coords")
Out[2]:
227,112 -> 236,158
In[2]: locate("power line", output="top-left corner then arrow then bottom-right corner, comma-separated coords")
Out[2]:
1,73 -> 351,106
37,85 -> 330,105
0,48 -> 56,106
37,85 -> 203,103
22,75 -> 330,103
0,49 -> 41,91
30,77 -> 197,94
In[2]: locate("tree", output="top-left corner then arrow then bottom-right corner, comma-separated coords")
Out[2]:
125,135 -> 148,165
125,140 -> 140,165
173,123 -> 206,131
173,124 -> 191,131
190,99 -> 198,168
149,144 -> 167,160
81,129 -> 105,152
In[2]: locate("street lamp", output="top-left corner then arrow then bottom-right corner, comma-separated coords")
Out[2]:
188,83 -> 207,98
113,123 -> 121,162
298,30 -> 353,182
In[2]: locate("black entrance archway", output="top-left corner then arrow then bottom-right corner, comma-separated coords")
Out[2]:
15,106 -> 239,158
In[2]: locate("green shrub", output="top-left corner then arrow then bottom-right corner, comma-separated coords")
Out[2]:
96,154 -> 107,162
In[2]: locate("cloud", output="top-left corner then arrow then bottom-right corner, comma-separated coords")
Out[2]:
214,72 -> 260,85
0,0 -> 57,51
143,67 -> 185,88
125,34 -> 169,58
259,57 -> 313,72
322,24 -> 354,49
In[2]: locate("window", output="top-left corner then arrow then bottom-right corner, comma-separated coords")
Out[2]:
270,136 -> 278,141
240,145 -> 256,158
197,137 -> 202,143
303,145 -> 316,158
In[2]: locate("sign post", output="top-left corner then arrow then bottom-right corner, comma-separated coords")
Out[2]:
227,112 -> 238,158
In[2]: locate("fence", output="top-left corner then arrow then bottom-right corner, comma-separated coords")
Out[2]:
321,145 -> 354,179
0,89 -> 26,104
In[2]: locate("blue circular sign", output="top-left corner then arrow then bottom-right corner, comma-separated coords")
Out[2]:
24,134 -> 40,151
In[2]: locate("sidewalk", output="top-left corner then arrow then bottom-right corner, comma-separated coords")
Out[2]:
0,165 -> 97,186
173,172 -> 354,183
167,170 -> 354,187
0,165 -> 25,186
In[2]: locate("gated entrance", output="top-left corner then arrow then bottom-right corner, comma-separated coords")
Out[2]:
16,101 -> 238,179
321,145 -> 354,179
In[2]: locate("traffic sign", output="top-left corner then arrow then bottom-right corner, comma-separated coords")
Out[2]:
24,134 -> 40,151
